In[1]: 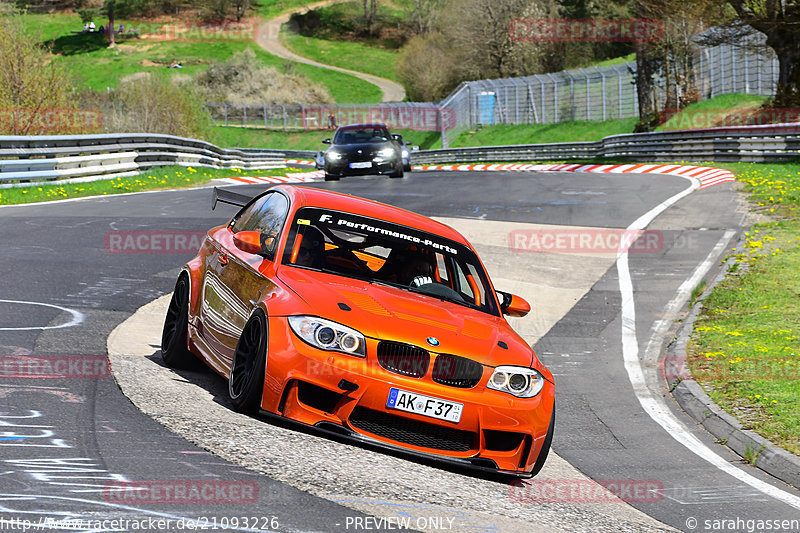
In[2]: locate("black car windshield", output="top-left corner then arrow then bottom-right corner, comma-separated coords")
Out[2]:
281,207 -> 499,316
333,126 -> 391,144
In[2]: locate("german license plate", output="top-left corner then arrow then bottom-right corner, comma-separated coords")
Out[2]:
349,161 -> 372,169
386,388 -> 462,423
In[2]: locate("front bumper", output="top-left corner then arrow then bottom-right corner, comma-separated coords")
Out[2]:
324,157 -> 400,177
261,316 -> 554,475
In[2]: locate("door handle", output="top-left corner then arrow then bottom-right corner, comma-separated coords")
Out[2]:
219,254 -> 229,266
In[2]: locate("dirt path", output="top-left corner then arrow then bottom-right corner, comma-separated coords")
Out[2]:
256,0 -> 406,103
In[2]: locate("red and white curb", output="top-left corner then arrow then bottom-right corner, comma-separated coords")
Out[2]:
412,162 -> 736,190
215,161 -> 736,190
215,170 -> 324,185
284,159 -> 315,166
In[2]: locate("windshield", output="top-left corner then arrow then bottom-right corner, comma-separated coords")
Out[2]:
281,207 -> 499,316
333,126 -> 391,144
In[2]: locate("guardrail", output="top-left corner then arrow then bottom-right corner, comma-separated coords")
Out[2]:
2,124 -> 799,186
413,123 -> 800,164
0,133 -> 290,187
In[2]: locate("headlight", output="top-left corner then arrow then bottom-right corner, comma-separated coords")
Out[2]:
325,151 -> 343,160
401,149 -> 409,158
288,316 -> 366,357
487,366 -> 545,398
377,147 -> 395,158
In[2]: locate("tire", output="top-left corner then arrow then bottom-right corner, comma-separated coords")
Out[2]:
161,274 -> 196,368
228,309 -> 268,414
324,172 -> 339,181
389,166 -> 404,178
404,163 -> 411,172
530,403 -> 555,478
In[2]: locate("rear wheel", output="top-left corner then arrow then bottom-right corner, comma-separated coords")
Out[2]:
530,403 -> 555,477
228,309 -> 268,414
161,274 -> 195,368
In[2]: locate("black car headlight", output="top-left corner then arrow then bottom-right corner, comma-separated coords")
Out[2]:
325,151 -> 343,161
487,366 -> 545,398
288,316 -> 366,357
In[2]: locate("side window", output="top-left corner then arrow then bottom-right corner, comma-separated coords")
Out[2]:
231,193 -> 290,258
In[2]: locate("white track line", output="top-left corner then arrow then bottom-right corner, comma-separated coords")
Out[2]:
0,300 -> 84,331
616,178 -> 800,510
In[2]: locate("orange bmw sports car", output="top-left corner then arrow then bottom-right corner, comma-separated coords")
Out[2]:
161,185 -> 555,477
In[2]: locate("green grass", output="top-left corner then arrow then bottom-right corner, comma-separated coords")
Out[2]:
282,27 -> 400,82
658,93 -> 770,131
257,0 -> 325,20
207,125 -> 441,150
0,165 -> 301,205
22,12 -> 378,102
585,52 -> 635,68
688,161 -> 800,455
451,119 -> 637,147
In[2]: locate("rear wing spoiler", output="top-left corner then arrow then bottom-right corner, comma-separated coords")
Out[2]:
212,187 -> 253,210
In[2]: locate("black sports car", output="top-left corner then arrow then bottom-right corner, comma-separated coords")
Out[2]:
320,123 -> 404,181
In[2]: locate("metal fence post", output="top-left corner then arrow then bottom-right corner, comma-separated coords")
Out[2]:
224,102 -> 228,127
598,67 -> 607,122
578,68 -> 590,121
565,72 -> 575,121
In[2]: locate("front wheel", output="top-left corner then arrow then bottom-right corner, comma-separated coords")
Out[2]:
389,166 -> 404,178
324,172 -> 340,181
228,309 -> 268,414
161,274 -> 195,368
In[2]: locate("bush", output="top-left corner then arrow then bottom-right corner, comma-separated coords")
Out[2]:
195,49 -> 332,105
105,73 -> 211,139
0,14 -> 79,134
396,33 -> 459,101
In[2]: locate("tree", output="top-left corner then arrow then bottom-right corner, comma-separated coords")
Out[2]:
726,1 -> 800,107
439,0 -> 561,80
411,0 -> 445,36
231,0 -> 250,22
0,15 -> 76,135
362,0 -> 377,35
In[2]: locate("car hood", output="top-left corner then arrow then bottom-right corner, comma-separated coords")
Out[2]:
331,142 -> 393,154
276,267 -> 534,369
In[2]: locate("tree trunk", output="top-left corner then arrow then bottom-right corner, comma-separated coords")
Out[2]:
107,1 -> 115,46
769,36 -> 800,108
634,41 -> 659,132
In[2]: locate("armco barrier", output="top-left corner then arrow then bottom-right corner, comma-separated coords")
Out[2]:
412,123 -> 800,164
2,124 -> 799,186
0,133 -> 290,187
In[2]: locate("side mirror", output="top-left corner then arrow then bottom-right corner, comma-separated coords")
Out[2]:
497,291 -> 531,318
233,231 -> 263,254
322,138 -> 331,144
391,134 -> 401,141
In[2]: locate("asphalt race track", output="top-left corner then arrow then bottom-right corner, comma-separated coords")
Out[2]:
1,169 -> 799,533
